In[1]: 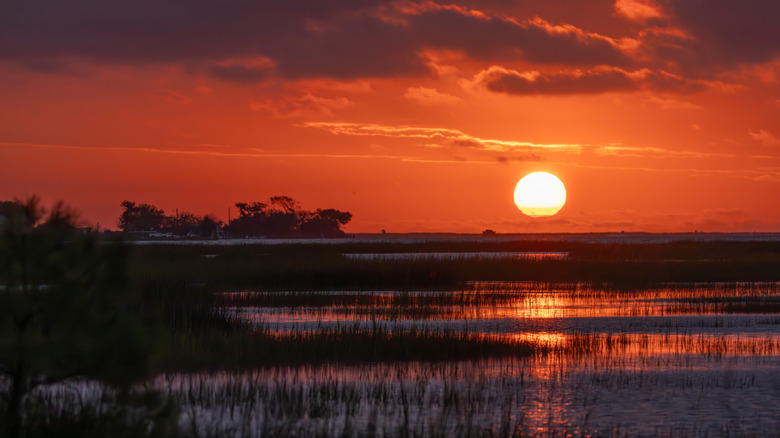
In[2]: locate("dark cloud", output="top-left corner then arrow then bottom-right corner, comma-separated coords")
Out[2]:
452,139 -> 483,148
0,0 -> 390,65
667,0 -> 780,65
410,10 -> 631,66
476,66 -> 705,95
0,0 -> 632,81
272,16 -> 426,79
207,63 -> 273,84
496,154 -> 542,164
2,0 -> 777,89
635,0 -> 780,77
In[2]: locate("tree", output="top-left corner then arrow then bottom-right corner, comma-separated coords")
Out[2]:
264,211 -> 299,236
235,202 -> 267,217
162,211 -> 201,236
197,214 -> 223,239
233,196 -> 352,238
300,209 -> 353,237
118,200 -> 165,231
269,196 -> 299,214
0,198 -> 161,437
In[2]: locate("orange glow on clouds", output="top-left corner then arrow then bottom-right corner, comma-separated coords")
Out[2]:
1,0 -> 779,232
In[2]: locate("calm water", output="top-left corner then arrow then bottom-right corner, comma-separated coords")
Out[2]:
134,232 -> 780,245
34,282 -> 780,436
343,251 -> 569,261
211,283 -> 780,436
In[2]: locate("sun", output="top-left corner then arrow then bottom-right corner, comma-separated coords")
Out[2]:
513,172 -> 567,217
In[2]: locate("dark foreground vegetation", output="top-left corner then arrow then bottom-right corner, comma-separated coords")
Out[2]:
132,239 -> 780,290
2,197 -> 780,436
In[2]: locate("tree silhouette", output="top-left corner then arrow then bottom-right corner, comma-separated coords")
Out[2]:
118,200 -> 165,231
232,196 -> 352,237
0,198 -> 160,437
235,202 -> 267,217
269,195 -> 299,214
196,214 -> 223,239
300,209 -> 353,237
163,211 -> 201,236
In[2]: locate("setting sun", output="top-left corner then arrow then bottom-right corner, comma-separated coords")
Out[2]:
514,172 -> 567,217
2,1 -> 780,435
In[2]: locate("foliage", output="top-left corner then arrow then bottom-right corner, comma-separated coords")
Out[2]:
231,196 -> 352,237
118,200 -> 166,232
118,201 -> 223,238
300,208 -> 353,237
117,195 -> 351,238
0,197 -> 166,437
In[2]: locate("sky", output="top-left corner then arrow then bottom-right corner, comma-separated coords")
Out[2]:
1,0 -> 779,233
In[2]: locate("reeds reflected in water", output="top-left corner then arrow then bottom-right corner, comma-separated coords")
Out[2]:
17,281 -> 780,436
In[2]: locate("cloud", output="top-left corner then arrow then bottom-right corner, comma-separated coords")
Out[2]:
0,0 -> 633,81
207,58 -> 276,83
150,90 -> 193,105
749,129 -> 780,147
592,145 -> 729,159
496,154 -> 542,164
472,65 -> 705,95
0,139 -> 486,164
305,121 -> 736,159
614,0 -> 663,21
408,11 -> 631,67
635,0 -> 780,77
404,86 -> 462,105
645,96 -> 702,110
250,93 -> 352,118
304,121 -> 584,152
668,0 -> 780,63
4,0 -> 777,94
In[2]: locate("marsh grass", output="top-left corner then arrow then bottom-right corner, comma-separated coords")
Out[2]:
162,325 -> 545,371
4,381 -> 181,438
129,241 -> 780,291
221,282 -> 780,323
12,239 -> 780,437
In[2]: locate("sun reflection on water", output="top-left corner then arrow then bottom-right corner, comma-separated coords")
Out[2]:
192,282 -> 780,435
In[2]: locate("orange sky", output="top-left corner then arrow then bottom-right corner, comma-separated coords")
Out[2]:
1,0 -> 779,232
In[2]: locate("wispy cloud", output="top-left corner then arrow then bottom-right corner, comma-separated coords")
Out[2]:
593,145 -> 732,159
303,122 -> 583,152
0,140 -> 504,165
305,121 -> 736,160
645,96 -> 702,110
561,161 -> 780,182
150,90 -> 193,105
250,93 -> 352,118
404,86 -> 462,105
614,0 -> 663,22
470,65 -> 707,96
749,129 -> 780,147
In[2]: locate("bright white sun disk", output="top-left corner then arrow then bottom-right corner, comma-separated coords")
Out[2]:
513,172 -> 567,217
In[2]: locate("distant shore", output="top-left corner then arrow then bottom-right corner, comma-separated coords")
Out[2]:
132,231 -> 780,245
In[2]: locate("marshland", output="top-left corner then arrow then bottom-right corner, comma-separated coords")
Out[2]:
3,229 -> 780,436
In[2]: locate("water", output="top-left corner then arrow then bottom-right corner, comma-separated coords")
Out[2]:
30,282 -> 780,436
343,252 -> 569,261
228,282 -> 780,336
132,232 -> 780,245
186,282 -> 780,436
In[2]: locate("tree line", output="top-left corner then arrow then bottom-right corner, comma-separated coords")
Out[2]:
119,195 -> 352,238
